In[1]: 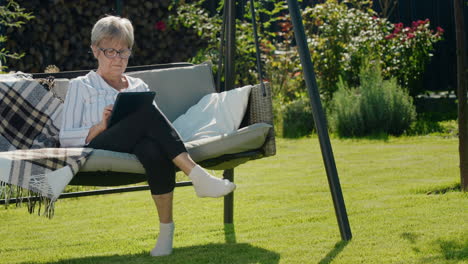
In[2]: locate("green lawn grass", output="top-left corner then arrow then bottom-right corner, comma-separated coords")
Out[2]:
1,136 -> 467,264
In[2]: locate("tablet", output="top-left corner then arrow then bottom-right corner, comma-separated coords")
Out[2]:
107,91 -> 156,128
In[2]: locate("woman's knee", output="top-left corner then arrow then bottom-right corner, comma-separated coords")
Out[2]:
133,139 -> 163,162
134,139 -> 176,193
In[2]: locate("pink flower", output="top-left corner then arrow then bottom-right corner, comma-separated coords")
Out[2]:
154,21 -> 166,31
279,21 -> 292,32
437,26 -> 445,34
407,33 -> 415,39
395,22 -> 404,29
385,33 -> 396,40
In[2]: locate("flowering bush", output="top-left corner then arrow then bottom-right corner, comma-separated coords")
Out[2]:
382,19 -> 444,95
303,0 -> 387,100
302,0 -> 443,100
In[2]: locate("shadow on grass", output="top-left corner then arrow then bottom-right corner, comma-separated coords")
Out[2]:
437,238 -> 468,261
401,232 -> 420,244
318,240 -> 350,264
423,183 -> 461,195
401,232 -> 422,253
332,133 -> 390,141
21,243 -> 280,264
401,232 -> 468,263
224,223 -> 236,244
419,238 -> 468,263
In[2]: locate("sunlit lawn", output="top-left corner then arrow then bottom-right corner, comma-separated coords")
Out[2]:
0,136 -> 466,263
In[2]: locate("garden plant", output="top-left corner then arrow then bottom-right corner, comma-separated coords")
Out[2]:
329,60 -> 416,137
0,0 -> 33,70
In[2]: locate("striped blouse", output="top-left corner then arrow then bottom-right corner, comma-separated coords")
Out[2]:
59,71 -> 152,147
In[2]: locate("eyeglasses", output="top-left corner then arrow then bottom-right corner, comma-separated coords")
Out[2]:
98,47 -> 132,59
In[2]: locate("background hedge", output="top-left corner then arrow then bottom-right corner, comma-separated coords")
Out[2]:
6,0 -> 207,72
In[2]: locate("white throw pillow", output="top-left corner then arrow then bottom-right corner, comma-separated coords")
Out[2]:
172,85 -> 253,142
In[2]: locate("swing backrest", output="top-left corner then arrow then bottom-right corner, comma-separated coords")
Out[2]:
126,62 -> 216,122
44,62 -> 216,122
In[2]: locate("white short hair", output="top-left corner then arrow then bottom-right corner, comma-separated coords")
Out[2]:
91,16 -> 134,48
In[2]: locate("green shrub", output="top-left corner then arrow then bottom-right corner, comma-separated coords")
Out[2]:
329,78 -> 364,137
407,118 -> 443,135
439,120 -> 458,136
407,115 -> 458,136
170,0 -> 285,88
330,62 -> 416,137
282,97 -> 315,138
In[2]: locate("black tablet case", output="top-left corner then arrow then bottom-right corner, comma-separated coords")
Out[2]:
107,91 -> 156,128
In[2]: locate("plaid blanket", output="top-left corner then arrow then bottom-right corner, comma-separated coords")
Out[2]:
0,75 -> 92,217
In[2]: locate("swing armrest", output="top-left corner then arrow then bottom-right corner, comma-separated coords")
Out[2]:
244,82 -> 276,157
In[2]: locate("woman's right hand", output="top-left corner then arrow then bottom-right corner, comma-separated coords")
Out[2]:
85,104 -> 113,144
100,104 -> 114,129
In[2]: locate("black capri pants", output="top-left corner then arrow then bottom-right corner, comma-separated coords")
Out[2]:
88,104 -> 187,195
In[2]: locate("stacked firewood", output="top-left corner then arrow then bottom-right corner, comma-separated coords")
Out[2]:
6,0 -> 206,73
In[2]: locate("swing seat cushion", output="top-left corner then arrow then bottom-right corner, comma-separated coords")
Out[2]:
80,122 -> 271,173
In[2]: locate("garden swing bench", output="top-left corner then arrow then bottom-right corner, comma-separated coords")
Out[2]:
4,0 -> 277,225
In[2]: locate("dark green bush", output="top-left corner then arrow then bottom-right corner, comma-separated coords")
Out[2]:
407,114 -> 458,136
413,98 -> 457,121
282,97 -> 315,138
330,62 -> 416,137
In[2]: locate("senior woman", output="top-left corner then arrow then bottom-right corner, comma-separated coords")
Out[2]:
59,15 -> 236,257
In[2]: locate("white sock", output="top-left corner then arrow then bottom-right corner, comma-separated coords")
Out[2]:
188,165 -> 236,198
150,222 -> 174,257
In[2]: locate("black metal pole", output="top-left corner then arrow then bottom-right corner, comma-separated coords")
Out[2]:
223,169 -> 234,223
116,0 -> 123,16
216,4 -> 227,92
223,0 -> 236,224
0,0 -> 4,67
286,0 -> 352,241
249,0 -> 266,96
225,0 -> 236,92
